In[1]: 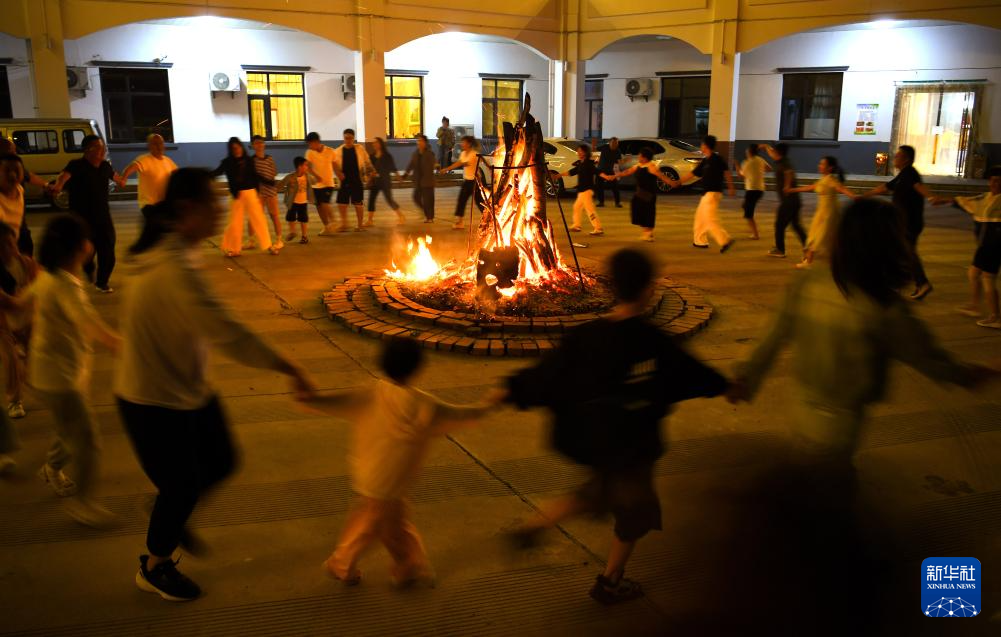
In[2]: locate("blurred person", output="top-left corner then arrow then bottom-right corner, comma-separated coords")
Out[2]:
557,144 -> 604,236
604,148 -> 674,242
118,133 -> 177,212
251,135 -> 283,248
210,137 -> 278,257
116,168 -> 315,602
435,116 -> 455,168
368,137 -> 404,226
595,137 -> 623,207
736,143 -> 770,240
669,135 -> 736,253
404,135 -> 436,223
0,138 -> 47,256
0,154 -> 27,240
332,129 -> 374,232
278,157 -> 313,245
861,145 -> 935,300
933,165 -> 1001,328
0,219 -> 37,419
305,132 -> 339,235
440,135 -> 482,230
785,156 -> 856,269
50,135 -> 123,292
501,249 -> 729,605
310,336 -> 490,587
763,143 -> 806,259
28,214 -> 121,526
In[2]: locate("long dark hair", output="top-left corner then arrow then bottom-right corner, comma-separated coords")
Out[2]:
38,214 -> 89,273
373,137 -> 388,156
822,155 -> 846,183
132,168 -> 215,255
830,199 -> 911,306
227,137 -> 245,158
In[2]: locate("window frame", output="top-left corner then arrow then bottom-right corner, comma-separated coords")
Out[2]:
383,74 -> 424,140
245,71 -> 307,142
62,129 -> 88,153
99,67 -> 174,144
657,75 -> 710,142
584,79 -> 603,140
481,78 -> 524,140
778,72 -> 844,141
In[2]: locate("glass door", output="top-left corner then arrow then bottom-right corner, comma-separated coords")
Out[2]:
893,86 -> 977,177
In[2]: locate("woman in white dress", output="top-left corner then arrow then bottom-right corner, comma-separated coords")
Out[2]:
787,156 -> 856,268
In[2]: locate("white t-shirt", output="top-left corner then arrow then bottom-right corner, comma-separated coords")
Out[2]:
132,154 -> 178,209
741,156 -> 766,192
0,184 -> 24,234
294,174 -> 308,204
460,149 -> 478,180
306,146 -> 337,188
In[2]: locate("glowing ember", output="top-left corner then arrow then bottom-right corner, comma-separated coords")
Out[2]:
384,235 -> 443,281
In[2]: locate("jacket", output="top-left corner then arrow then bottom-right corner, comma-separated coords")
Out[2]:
406,150 -> 437,188
278,172 -> 316,207
332,144 -> 374,183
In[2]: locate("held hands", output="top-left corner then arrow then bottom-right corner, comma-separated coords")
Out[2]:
113,175 -> 127,188
285,361 -> 319,401
725,379 -> 751,405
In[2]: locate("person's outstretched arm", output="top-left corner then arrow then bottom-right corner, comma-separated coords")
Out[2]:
734,274 -> 804,398
301,388 -> 370,420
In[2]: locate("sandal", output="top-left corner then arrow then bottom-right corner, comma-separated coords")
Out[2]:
589,574 -> 644,605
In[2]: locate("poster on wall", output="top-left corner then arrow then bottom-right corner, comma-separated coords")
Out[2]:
855,104 -> 878,135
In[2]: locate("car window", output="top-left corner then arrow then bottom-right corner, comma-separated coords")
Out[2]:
560,140 -> 582,151
62,129 -> 88,152
542,142 -> 558,155
12,130 -> 58,154
669,140 -> 700,153
646,142 -> 665,155
618,140 -> 635,155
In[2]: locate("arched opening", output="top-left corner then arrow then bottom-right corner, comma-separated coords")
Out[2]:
0,31 -> 31,118
735,19 -> 1001,177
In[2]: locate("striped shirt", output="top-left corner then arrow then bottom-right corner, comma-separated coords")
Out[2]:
253,155 -> 278,199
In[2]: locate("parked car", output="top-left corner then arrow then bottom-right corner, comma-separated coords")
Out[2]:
614,137 -> 704,193
0,118 -> 110,208
540,137 -> 591,197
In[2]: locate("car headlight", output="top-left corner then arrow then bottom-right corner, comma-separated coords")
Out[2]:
683,157 -> 702,164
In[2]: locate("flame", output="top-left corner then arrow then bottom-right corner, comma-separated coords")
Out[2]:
384,235 -> 443,282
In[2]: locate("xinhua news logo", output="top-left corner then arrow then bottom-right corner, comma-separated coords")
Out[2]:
921,557 -> 981,617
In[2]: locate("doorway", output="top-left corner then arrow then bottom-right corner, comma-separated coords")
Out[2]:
891,83 -> 981,177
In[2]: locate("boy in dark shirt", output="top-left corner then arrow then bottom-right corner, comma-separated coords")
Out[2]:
502,249 -> 729,605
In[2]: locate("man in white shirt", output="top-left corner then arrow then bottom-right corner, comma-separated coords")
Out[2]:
118,134 -> 178,211
305,132 -> 339,235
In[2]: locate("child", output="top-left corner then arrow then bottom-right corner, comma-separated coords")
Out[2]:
310,337 -> 490,587
501,249 -> 729,604
786,156 -> 856,269
559,144 -> 604,236
0,222 -> 37,419
279,157 -> 313,244
935,165 -> 1001,329
736,144 -> 769,240
28,214 -> 121,526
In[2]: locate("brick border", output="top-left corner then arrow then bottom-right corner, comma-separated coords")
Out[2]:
323,271 -> 713,356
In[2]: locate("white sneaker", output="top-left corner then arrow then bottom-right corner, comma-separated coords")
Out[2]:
7,401 -> 25,419
64,498 -> 116,528
318,224 -> 338,236
274,240 -> 285,250
0,455 -> 15,475
976,316 -> 1001,329
38,464 -> 77,497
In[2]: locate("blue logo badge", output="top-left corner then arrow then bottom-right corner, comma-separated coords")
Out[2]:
922,557 -> 981,617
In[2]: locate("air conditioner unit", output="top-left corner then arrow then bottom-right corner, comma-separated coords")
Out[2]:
625,78 -> 653,101
342,74 -> 356,99
209,70 -> 241,92
66,67 -> 91,91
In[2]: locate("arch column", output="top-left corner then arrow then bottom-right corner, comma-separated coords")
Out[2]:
560,0 -> 587,139
354,4 -> 387,140
708,2 -> 740,162
26,0 -> 70,117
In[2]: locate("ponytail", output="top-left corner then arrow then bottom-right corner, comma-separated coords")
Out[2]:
823,155 -> 846,183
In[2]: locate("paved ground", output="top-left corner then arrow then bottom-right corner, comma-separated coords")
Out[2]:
1,186 -> 999,636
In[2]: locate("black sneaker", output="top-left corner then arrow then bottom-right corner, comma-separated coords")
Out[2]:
136,555 -> 201,602
692,243 -> 710,249
589,574 -> 644,605
720,239 -> 735,254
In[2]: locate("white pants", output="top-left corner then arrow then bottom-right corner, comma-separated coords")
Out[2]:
692,192 -> 730,247
222,189 -> 272,253
572,190 -> 602,231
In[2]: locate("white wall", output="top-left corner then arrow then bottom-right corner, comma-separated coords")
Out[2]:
586,38 -> 711,138
385,33 -> 550,138
0,33 -> 38,117
736,23 -> 1001,143
63,22 -> 357,143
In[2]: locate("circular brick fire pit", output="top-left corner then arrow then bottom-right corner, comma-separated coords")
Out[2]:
323,272 -> 713,357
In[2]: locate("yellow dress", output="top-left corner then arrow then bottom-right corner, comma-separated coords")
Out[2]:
806,174 -> 840,257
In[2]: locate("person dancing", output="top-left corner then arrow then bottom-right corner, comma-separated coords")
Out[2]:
785,156 -> 856,269
558,144 -> 604,236
764,143 -> 806,259
404,135 -> 437,223
736,144 -> 769,240
439,136 -> 483,230
251,135 -> 283,249
670,135 -> 736,253
605,148 -> 674,242
368,137 -> 404,226
211,137 -> 278,258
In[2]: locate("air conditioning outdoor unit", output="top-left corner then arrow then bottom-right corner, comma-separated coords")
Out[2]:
66,67 -> 91,91
342,74 -> 356,99
209,70 -> 241,92
625,78 -> 653,102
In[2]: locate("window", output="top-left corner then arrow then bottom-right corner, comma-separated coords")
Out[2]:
12,130 -> 58,154
0,67 -> 11,118
481,78 -> 523,139
100,68 -> 173,143
658,76 -> 710,142
779,72 -> 843,140
62,129 -> 87,152
384,75 -> 423,139
247,72 -> 306,141
584,80 -> 603,139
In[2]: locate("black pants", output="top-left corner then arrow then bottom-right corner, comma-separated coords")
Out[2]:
118,396 -> 237,558
17,222 -> 33,257
454,179 -> 479,218
906,226 -> 930,287
413,187 -> 435,220
774,199 -> 806,254
368,178 -> 399,212
77,212 -> 116,289
595,175 -> 620,206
